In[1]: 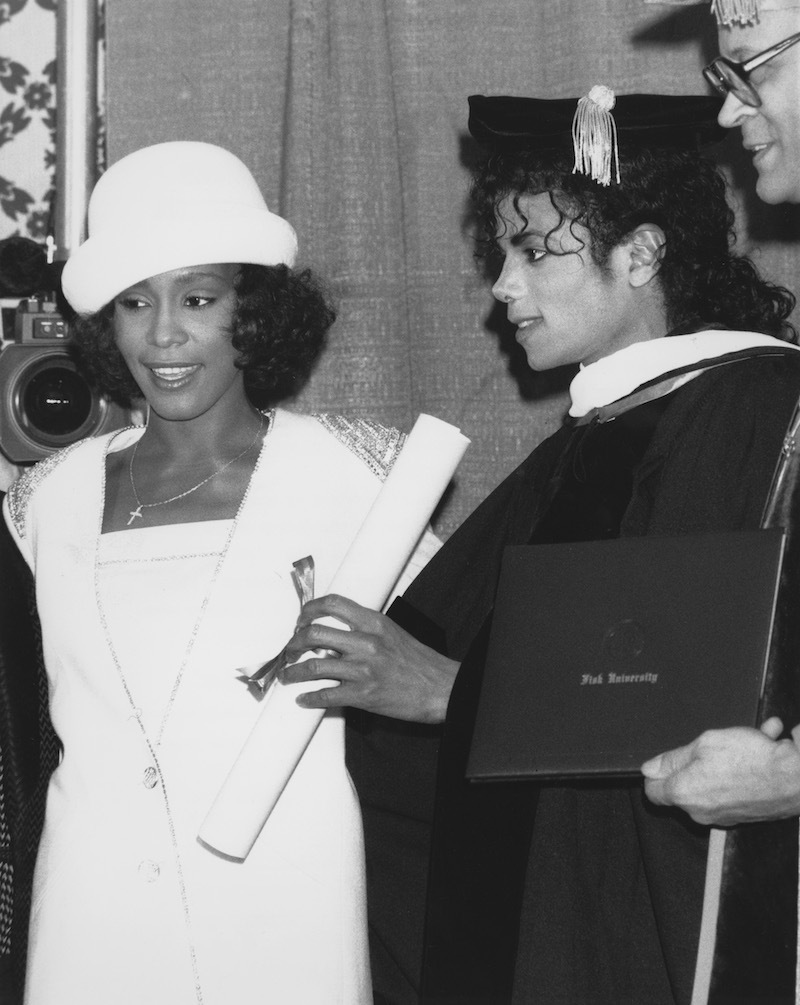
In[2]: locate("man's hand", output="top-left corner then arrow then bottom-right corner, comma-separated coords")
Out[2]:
641,717 -> 800,826
278,594 -> 459,724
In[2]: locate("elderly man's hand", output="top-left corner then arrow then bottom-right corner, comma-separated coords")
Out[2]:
641,718 -> 800,826
278,594 -> 459,724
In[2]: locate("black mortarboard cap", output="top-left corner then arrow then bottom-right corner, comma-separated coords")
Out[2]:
468,89 -> 725,185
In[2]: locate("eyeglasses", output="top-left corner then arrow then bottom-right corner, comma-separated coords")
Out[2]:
703,30 -> 800,107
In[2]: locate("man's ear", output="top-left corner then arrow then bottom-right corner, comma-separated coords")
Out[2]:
627,224 -> 666,288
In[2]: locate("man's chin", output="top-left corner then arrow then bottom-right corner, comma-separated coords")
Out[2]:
755,170 -> 800,205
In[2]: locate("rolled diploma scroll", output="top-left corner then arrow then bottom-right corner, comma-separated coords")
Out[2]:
199,413 -> 470,858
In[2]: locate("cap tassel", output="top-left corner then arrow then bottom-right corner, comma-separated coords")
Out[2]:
572,85 -> 621,187
711,0 -> 760,25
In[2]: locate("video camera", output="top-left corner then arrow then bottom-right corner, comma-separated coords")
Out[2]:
0,295 -> 127,464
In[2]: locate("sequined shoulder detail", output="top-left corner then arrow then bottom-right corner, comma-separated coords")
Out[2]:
6,439 -> 87,539
314,414 -> 405,480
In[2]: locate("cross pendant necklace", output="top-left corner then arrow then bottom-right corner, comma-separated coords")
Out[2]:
127,505 -> 144,526
126,412 -> 268,527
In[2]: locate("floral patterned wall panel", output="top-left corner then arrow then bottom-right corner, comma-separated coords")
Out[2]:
1,0 -> 56,242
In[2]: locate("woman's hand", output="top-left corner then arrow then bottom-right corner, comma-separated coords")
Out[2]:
641,718 -> 800,826
278,594 -> 459,724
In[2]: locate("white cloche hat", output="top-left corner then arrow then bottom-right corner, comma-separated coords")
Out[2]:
62,141 -> 298,315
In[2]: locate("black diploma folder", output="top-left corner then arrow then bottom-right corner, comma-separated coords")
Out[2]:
467,530 -> 785,780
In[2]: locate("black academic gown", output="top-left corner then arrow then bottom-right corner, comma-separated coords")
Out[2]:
348,349 -> 800,1005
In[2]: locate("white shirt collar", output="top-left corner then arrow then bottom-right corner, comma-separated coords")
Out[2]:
568,331 -> 799,419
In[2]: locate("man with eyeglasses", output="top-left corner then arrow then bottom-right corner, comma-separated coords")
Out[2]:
649,2 -> 800,198
642,0 -> 800,825
640,3 -> 800,1001
706,6 -> 800,203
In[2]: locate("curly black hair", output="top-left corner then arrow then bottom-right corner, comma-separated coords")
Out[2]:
471,145 -> 796,341
70,264 -> 335,406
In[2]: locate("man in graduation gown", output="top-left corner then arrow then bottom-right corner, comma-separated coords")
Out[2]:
285,89 -> 800,1003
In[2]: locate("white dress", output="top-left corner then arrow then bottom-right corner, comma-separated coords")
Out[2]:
4,408 -> 438,1005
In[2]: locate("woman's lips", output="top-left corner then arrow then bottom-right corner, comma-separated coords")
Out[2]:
147,364 -> 200,387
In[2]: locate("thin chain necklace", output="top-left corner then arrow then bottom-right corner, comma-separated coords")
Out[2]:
127,411 -> 266,526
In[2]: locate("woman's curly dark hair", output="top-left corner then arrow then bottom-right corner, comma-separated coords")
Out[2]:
471,145 -> 796,341
70,264 -> 335,406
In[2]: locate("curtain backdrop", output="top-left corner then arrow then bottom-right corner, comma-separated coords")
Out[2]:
106,0 -> 800,538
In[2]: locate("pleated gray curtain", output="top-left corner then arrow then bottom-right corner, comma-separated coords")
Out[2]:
107,0 -> 800,537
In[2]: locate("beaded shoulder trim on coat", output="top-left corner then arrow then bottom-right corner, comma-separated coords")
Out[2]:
6,438 -> 91,540
314,414 -> 405,480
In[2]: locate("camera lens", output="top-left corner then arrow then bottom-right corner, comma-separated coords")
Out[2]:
0,341 -> 128,464
22,364 -> 94,438
13,354 -> 102,448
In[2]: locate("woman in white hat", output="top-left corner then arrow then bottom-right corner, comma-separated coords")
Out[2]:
3,141 -> 436,1004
